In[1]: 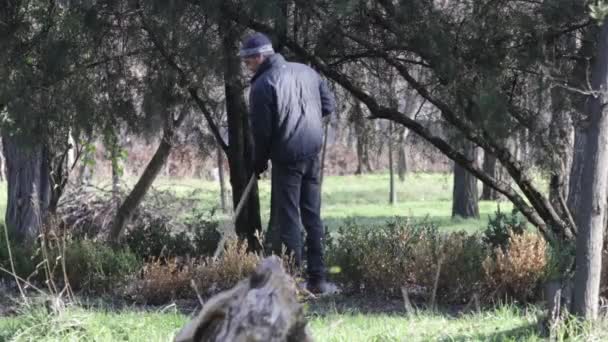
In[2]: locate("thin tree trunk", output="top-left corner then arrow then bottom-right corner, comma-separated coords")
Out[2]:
572,19 -> 608,320
3,135 -> 51,243
320,121 -> 329,185
397,128 -> 407,182
452,142 -> 480,219
217,142 -> 227,213
110,137 -> 121,209
353,101 -> 373,175
108,111 -> 188,243
0,138 -> 6,182
221,17 -> 262,251
480,152 -> 498,200
388,123 -> 396,205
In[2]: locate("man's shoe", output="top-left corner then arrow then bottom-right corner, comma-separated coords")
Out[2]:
306,280 -> 340,296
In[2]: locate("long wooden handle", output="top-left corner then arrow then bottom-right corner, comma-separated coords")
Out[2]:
213,175 -> 257,260
233,175 -> 256,221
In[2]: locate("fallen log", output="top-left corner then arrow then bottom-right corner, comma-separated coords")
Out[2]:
175,256 -> 312,342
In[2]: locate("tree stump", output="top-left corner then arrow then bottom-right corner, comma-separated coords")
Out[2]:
175,256 -> 312,342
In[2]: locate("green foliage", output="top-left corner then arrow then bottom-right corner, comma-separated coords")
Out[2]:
0,225 -> 36,281
433,232 -> 489,303
543,239 -> 575,282
62,240 -> 141,292
483,207 -> 527,250
125,217 -> 190,259
187,211 -> 221,257
125,211 -> 220,260
1,224 -> 139,293
325,217 -> 439,295
326,218 -> 490,302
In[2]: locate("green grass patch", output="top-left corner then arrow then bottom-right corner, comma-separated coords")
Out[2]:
2,304 -> 605,341
137,172 -> 514,233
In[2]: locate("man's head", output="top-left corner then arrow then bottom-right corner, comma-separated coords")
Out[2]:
240,32 -> 275,73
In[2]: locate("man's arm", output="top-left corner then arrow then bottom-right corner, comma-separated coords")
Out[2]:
319,77 -> 336,117
249,82 -> 275,174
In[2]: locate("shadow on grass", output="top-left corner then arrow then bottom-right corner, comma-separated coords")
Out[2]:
443,324 -> 540,342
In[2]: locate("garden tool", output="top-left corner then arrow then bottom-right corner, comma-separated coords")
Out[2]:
213,174 -> 257,259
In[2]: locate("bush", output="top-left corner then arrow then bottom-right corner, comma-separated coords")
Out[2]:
62,239 -> 141,292
325,218 -> 439,296
125,211 -> 221,260
195,239 -> 260,295
410,232 -> 488,304
125,216 -> 192,260
187,213 -> 221,257
126,239 -> 259,304
1,224 -> 140,294
0,225 -> 36,281
483,230 -> 548,302
483,207 -> 527,250
125,256 -> 196,304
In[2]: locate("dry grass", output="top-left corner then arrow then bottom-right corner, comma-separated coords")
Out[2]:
126,239 -> 260,304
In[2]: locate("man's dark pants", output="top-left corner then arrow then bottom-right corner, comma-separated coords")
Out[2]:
268,155 -> 325,282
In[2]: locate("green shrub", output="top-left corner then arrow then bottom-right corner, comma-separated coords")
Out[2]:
0,224 -> 37,281
125,211 -> 221,260
187,213 -> 221,256
325,218 -> 490,303
483,207 -> 527,250
325,218 -> 439,295
410,232 -> 489,303
63,239 -> 141,292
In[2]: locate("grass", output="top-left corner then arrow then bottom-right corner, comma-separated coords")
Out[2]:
0,305 -> 537,341
146,172 -> 514,233
0,172 -> 515,232
1,303 -> 606,341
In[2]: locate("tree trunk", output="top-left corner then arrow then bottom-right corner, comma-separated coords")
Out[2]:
388,123 -> 397,205
107,130 -> 122,208
221,18 -> 262,251
567,127 -> 586,218
397,128 -> 408,182
480,152 -> 498,200
217,142 -> 227,213
175,257 -> 311,342
108,112 -> 187,243
3,135 -> 51,243
452,142 -> 480,219
354,100 -> 371,175
0,138 -> 6,182
572,19 -> 608,320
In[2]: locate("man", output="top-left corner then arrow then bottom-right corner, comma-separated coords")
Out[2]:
240,32 -> 337,294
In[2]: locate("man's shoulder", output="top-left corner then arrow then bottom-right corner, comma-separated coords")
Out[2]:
286,61 -> 318,75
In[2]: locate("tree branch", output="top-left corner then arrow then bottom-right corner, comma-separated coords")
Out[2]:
221,8 -> 556,238
137,8 -> 228,153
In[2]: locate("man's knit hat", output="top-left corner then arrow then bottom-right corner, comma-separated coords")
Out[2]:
239,32 -> 275,57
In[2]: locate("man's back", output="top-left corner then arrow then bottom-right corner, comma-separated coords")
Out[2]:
249,54 -> 335,164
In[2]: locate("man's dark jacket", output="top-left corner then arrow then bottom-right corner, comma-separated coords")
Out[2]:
249,54 -> 335,168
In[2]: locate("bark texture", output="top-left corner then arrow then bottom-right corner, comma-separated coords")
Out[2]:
480,152 -> 498,200
221,16 -> 263,250
175,257 -> 311,342
572,19 -> 608,320
3,135 -> 51,243
452,142 -> 480,219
